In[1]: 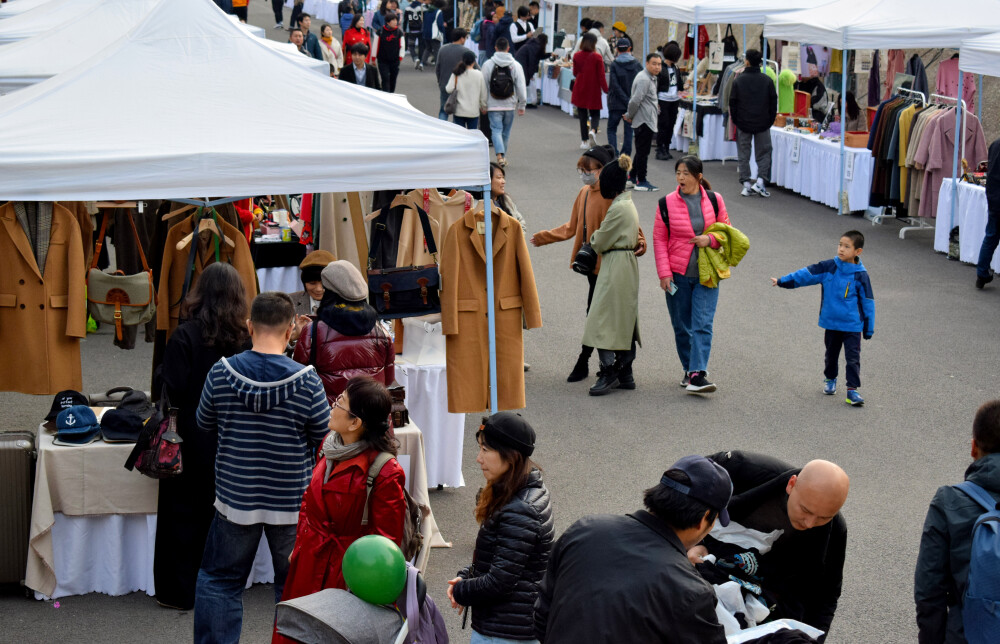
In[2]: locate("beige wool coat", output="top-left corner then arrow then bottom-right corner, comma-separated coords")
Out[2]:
440,207 -> 542,413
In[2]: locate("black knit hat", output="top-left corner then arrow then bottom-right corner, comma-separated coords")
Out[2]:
582,144 -> 614,168
599,154 -> 633,199
480,412 -> 536,457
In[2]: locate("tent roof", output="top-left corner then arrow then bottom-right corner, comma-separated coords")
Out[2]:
0,0 -> 489,200
0,0 -> 325,93
225,14 -> 265,38
644,0 -> 827,25
0,0 -> 104,44
764,0 -> 1000,49
557,0 -> 643,7
961,32 -> 1000,77
0,0 -> 55,19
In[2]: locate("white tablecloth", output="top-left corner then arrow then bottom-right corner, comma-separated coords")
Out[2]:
286,0 -> 339,23
769,128 -> 873,212
538,64 -> 608,118
256,265 -> 301,294
935,179 -> 1000,271
671,108 -> 738,162
394,359 -> 465,488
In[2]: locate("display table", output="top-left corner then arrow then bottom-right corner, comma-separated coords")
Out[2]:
670,102 -> 738,162
27,417 -> 446,599
395,358 -> 465,489
769,127 -> 874,212
935,179 -> 1000,271
252,239 -> 307,293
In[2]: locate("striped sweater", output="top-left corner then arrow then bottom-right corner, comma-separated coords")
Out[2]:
196,350 -> 330,525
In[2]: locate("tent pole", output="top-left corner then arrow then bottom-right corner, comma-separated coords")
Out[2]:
644,17 -> 649,59
950,72 -> 964,232
612,7 -> 615,22
839,47 -> 847,215
538,0 -> 543,40
742,24 -> 746,56
577,5 -> 582,43
691,21 -> 698,155
483,186 -> 499,414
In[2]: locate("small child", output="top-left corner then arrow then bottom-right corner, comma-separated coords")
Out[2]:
771,230 -> 875,406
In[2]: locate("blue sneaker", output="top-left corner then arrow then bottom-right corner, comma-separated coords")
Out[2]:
823,378 -> 836,395
634,181 -> 659,192
846,389 -> 864,406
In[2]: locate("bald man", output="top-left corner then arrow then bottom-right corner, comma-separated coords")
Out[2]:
688,451 -> 849,642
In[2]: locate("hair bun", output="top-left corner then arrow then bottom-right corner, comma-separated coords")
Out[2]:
618,154 -> 633,174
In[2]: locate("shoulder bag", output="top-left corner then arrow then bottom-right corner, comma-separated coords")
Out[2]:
571,193 -> 597,275
87,209 -> 156,341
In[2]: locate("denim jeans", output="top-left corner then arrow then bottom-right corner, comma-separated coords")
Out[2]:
606,110 -> 632,156
977,209 -> 999,279
193,512 -> 297,644
439,87 -> 451,121
665,274 -> 720,373
470,631 -> 540,644
454,115 -> 480,129
488,110 -> 515,155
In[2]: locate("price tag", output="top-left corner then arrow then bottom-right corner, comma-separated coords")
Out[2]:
791,136 -> 801,163
844,152 -> 855,181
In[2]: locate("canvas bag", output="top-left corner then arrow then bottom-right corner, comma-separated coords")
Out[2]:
722,25 -> 739,63
367,198 -> 441,320
87,210 -> 156,341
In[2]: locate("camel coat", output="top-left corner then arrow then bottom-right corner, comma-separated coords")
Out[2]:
440,207 -> 541,413
156,213 -> 258,338
0,202 -> 86,394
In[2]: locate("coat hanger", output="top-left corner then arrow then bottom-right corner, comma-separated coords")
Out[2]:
175,208 -> 236,250
162,203 -> 196,221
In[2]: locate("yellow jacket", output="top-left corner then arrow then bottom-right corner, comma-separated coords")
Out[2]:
698,222 -> 750,288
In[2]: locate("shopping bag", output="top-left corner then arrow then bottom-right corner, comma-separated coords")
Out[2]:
708,42 -> 724,72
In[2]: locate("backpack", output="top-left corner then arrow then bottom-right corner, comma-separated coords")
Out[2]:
489,63 -> 515,99
124,406 -> 183,479
364,452 -> 425,562
470,18 -> 483,43
658,190 -> 719,235
954,481 -> 1000,644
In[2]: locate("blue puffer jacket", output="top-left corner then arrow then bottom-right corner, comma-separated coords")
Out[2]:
777,257 -> 875,336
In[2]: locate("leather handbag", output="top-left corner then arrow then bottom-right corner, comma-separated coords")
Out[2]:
444,88 -> 459,115
87,210 -> 156,341
572,193 -> 597,275
367,203 -> 441,319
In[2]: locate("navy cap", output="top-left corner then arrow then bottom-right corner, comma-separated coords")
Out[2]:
53,428 -> 101,447
56,405 -> 100,435
46,390 -> 89,421
101,408 -> 144,443
480,412 -> 536,458
661,455 -> 733,526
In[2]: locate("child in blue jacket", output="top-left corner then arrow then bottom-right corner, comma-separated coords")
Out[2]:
771,230 -> 875,406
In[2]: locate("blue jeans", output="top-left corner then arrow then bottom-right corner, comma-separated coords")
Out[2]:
606,110 -> 633,156
977,209 -> 999,279
665,274 -> 720,373
193,512 -> 297,644
470,632 -> 540,644
454,115 -> 480,129
439,87 -> 450,121
488,110 -> 515,155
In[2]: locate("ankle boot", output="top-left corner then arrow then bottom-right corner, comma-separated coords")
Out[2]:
589,364 -> 620,396
616,361 -> 636,390
567,348 -> 591,382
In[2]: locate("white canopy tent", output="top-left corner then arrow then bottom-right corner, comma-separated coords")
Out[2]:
225,13 -> 266,38
556,0 -> 647,56
0,0 -> 105,43
0,0 -> 55,19
0,0 -> 326,93
961,32 -> 1000,77
644,0 -> 826,25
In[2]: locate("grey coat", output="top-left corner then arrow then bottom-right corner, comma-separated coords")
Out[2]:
626,69 -> 659,132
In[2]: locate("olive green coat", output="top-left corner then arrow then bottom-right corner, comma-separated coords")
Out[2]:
582,193 -> 641,351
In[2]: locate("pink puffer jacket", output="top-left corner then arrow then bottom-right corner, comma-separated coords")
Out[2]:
652,186 -> 731,279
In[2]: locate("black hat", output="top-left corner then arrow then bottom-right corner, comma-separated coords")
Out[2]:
660,455 -> 734,526
101,408 -> 145,443
480,412 -> 536,457
118,390 -> 154,421
46,390 -> 89,421
582,144 -> 614,167
599,154 -> 632,199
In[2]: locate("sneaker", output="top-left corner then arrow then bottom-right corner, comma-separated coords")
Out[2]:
680,372 -> 691,387
626,179 -> 636,190
580,140 -> 590,150
976,273 -> 994,289
823,378 -> 837,395
751,182 -> 771,198
686,371 -> 716,393
846,389 -> 864,406
588,130 -> 599,147
274,22 -> 284,29
634,181 -> 659,192
741,186 -> 755,197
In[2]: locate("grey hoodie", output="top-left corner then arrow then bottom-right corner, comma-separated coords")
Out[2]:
481,51 -> 527,111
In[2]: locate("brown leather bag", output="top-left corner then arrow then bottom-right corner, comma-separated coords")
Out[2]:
86,210 -> 155,341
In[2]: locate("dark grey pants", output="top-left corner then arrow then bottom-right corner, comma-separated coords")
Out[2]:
737,129 -> 772,184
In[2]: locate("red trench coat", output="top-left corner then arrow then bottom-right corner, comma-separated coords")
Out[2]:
275,447 -> 406,643
571,50 -> 608,111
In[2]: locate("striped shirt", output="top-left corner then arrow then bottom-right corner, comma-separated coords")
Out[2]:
197,351 -> 330,525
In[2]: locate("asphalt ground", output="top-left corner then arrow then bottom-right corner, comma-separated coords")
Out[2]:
2,5 -> 999,642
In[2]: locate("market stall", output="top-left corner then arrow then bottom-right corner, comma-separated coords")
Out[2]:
670,100 -> 737,161
0,0 -> 105,44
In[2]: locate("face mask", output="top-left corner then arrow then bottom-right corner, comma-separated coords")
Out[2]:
580,171 -> 598,186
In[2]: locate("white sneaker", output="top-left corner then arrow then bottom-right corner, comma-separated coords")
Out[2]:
751,182 -> 771,198
741,187 -> 755,197
588,130 -> 599,147
626,179 -> 636,190
580,141 -> 590,150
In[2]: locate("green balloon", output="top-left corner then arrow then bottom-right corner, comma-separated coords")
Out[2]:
342,535 -> 407,605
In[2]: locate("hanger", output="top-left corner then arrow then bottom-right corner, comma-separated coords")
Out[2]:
162,203 -> 196,221
94,201 -> 138,209
175,208 -> 235,250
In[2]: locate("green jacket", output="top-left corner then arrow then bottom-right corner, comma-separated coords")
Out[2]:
698,222 -> 749,288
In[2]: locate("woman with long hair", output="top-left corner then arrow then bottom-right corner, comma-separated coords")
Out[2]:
447,412 -> 553,644
277,377 -> 407,643
571,32 -> 608,150
342,13 -> 371,63
445,50 -> 488,130
318,23 -> 344,77
154,263 -> 250,610
653,155 -> 731,394
843,91 -> 867,132
488,162 -> 527,231
581,154 -> 642,395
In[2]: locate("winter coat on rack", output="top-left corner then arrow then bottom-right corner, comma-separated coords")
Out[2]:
935,57 -> 977,114
440,207 -> 541,413
905,54 -> 928,98
393,189 -> 476,267
883,49 -> 905,101
0,202 -> 86,395
914,109 -> 988,218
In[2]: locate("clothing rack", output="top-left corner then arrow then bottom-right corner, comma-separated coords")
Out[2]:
896,87 -> 927,107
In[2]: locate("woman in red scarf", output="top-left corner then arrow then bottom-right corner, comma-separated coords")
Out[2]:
342,13 -> 371,63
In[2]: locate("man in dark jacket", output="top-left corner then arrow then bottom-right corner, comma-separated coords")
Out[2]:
534,455 -> 732,643
975,138 -> 1000,289
606,38 -> 640,156
339,43 -> 381,90
915,400 -> 1000,643
514,33 -> 547,109
730,49 -> 778,198
299,14 -> 324,60
690,451 -> 849,642
435,28 -> 469,120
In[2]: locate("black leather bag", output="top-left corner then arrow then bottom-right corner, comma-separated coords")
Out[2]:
571,193 -> 597,275
722,24 -> 739,63
367,205 -> 441,319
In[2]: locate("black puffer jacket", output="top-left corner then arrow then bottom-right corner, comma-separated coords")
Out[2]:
454,468 -> 553,640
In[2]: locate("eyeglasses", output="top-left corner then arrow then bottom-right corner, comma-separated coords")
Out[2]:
333,394 -> 355,417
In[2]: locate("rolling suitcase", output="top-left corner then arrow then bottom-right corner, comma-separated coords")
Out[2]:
0,432 -> 36,587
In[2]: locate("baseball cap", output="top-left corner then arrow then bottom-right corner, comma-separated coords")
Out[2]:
118,390 -> 154,421
660,455 -> 733,526
101,408 -> 145,443
53,405 -> 101,446
616,37 -> 632,51
480,412 -> 536,458
45,390 -> 89,421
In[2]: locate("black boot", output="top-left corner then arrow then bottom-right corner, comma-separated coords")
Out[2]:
616,361 -> 636,390
589,363 -> 620,396
567,347 -> 591,382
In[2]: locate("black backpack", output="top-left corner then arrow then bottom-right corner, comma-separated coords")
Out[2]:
658,191 -> 719,234
489,63 -> 515,99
